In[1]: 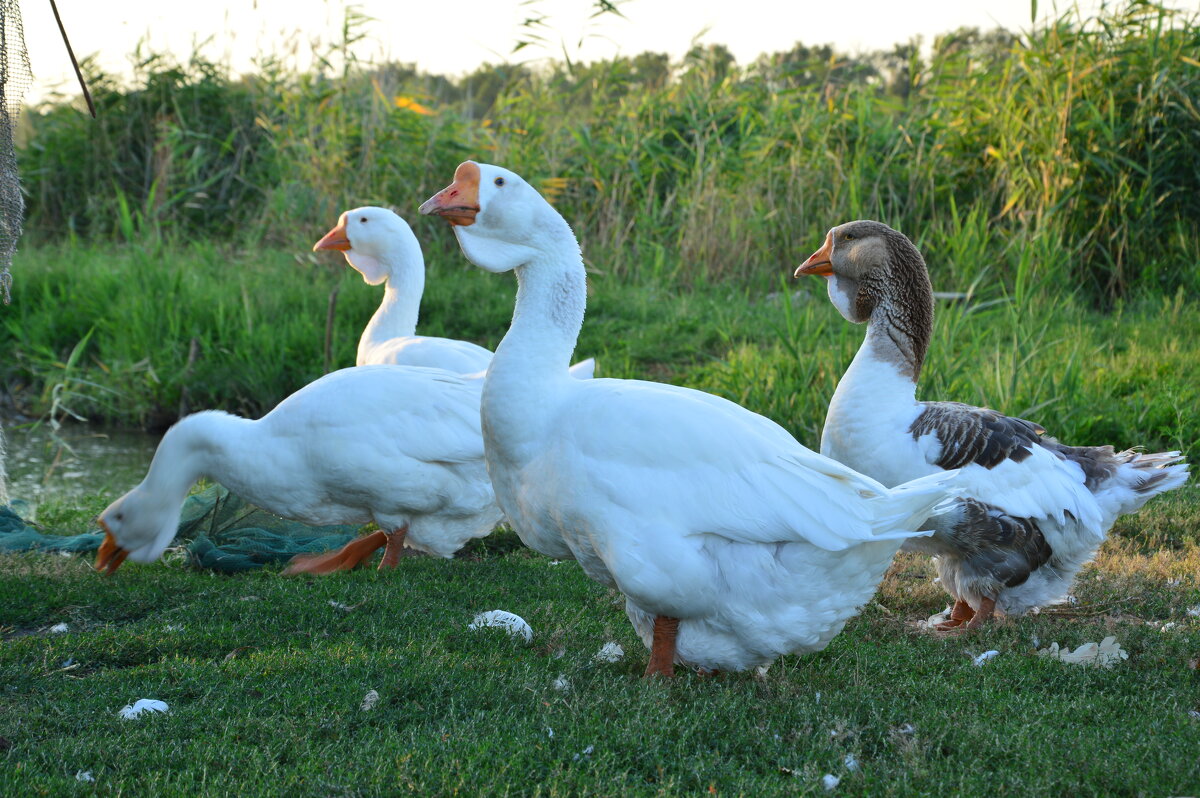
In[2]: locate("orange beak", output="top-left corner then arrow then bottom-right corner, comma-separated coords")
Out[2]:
313,222 -> 351,252
795,231 -> 835,277
94,521 -> 130,575
418,162 -> 481,226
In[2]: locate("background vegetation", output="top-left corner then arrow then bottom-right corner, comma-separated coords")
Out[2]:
3,0 -> 1198,457
2,4 -> 1198,794
17,2 -> 1199,293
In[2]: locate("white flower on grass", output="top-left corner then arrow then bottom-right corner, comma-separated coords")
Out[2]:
49,623 -> 69,634
552,674 -> 571,692
468,610 -> 533,643
360,690 -> 380,711
822,774 -> 840,791
1036,636 -> 1127,668
973,650 -> 1000,666
118,699 -> 169,719
593,642 -> 624,663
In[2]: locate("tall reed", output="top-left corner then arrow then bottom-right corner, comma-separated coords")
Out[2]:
16,1 -> 1199,300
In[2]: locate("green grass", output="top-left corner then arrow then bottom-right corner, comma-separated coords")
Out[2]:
5,241 -> 1197,466
1,489 -> 1198,796
691,283 -> 1200,459
0,240 -> 786,428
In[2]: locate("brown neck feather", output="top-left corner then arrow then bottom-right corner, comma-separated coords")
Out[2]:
860,235 -> 933,380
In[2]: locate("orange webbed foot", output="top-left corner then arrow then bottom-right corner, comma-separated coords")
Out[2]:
377,525 -> 410,570
283,530 -> 388,575
643,616 -> 680,678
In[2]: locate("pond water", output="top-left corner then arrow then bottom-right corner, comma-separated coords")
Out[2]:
1,421 -> 160,508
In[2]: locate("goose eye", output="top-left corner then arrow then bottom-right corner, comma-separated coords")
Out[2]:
843,233 -> 855,241
494,177 -> 505,187
360,217 -> 368,223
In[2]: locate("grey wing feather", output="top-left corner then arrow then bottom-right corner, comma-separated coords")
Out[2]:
1038,441 -> 1187,493
910,402 -> 1044,470
923,498 -> 1053,591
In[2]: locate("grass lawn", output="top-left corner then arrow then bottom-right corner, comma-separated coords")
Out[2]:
1,486 -> 1198,796
3,247 -> 1198,796
6,6 -> 1200,790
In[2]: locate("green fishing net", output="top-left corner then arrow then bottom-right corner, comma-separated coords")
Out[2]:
0,504 -> 101,553
0,485 -> 363,573
179,485 -> 361,572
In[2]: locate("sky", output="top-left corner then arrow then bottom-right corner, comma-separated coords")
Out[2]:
18,0 -> 1192,102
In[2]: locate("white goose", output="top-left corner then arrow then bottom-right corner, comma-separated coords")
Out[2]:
796,220 -> 1188,629
419,162 -> 958,676
94,365 -> 502,575
314,206 -> 595,378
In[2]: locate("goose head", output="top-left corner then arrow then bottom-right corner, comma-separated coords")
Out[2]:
94,488 -> 180,574
314,206 -> 421,286
419,161 -> 557,273
795,220 -> 930,325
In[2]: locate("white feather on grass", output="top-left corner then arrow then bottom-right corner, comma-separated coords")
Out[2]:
468,610 -> 533,643
118,699 -> 169,719
1036,636 -> 1127,667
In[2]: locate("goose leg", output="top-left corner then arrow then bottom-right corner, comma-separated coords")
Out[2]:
283,530 -> 389,575
934,598 -> 976,631
378,525 -> 410,569
963,596 -> 996,630
643,615 -> 680,678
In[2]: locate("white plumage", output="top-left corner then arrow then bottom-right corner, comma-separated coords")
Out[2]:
797,220 -> 1188,628
420,162 -> 958,674
94,366 -> 502,573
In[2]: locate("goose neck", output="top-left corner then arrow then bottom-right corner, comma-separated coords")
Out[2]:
489,237 -> 586,386
360,266 -> 423,356
830,314 -> 922,420
140,414 -> 220,504
865,308 -> 924,383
